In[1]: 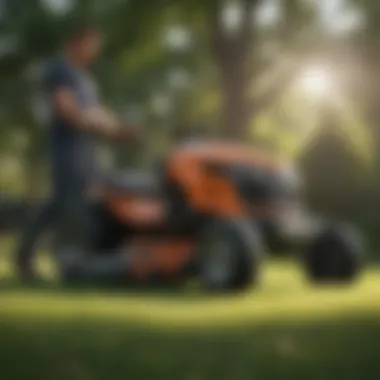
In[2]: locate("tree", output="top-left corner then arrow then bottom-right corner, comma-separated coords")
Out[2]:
298,110 -> 370,220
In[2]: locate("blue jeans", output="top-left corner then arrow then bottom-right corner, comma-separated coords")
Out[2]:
16,177 -> 94,277
17,172 -> 130,282
16,198 -> 58,272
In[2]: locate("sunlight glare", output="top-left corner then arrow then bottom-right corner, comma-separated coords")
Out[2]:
297,66 -> 334,99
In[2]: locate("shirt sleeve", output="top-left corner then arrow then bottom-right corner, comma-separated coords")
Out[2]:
43,61 -> 75,94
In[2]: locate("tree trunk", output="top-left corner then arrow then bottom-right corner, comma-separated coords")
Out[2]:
219,54 -> 250,140
208,0 -> 259,140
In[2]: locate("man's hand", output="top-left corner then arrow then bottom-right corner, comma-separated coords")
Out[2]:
96,121 -> 140,142
85,108 -> 140,141
115,123 -> 140,142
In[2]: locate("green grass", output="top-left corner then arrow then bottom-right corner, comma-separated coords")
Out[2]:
1,236 -> 380,380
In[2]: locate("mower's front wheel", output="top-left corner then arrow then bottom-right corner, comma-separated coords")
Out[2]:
198,219 -> 263,292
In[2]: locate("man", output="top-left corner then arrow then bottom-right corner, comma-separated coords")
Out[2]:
16,25 -> 137,282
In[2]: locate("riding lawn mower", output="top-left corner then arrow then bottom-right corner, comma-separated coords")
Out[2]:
77,140 -> 365,292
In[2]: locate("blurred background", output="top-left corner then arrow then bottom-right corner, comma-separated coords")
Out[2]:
2,1 -> 380,379
0,0 -> 378,241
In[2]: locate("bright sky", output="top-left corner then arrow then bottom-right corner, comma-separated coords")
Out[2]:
40,0 -> 73,15
222,0 -> 364,35
318,0 -> 364,34
163,25 -> 192,51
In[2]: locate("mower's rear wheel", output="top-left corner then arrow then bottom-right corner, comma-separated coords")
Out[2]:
304,224 -> 364,284
198,219 -> 263,292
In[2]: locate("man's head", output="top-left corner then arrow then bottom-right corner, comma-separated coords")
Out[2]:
65,26 -> 103,67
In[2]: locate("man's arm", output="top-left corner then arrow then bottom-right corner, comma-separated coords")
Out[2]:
84,106 -> 138,141
52,89 -> 137,141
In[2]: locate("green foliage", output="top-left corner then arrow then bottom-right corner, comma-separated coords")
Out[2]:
299,119 -> 371,220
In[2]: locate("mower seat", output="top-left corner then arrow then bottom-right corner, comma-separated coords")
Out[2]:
104,171 -> 162,198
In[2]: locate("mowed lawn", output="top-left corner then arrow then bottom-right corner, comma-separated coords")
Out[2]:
1,235 -> 380,380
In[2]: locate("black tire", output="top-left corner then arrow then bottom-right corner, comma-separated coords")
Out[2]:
198,219 -> 264,292
304,223 -> 364,283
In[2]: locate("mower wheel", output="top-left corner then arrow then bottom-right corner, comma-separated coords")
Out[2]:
198,219 -> 264,292
304,224 -> 364,284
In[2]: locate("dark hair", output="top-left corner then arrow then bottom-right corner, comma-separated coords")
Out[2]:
66,24 -> 101,43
